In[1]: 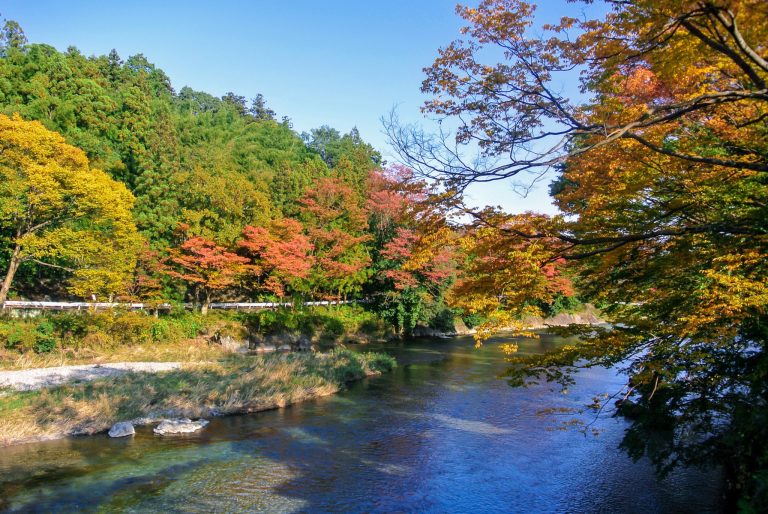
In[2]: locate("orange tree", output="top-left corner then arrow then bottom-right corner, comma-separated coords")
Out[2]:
387,1 -> 768,507
299,177 -> 372,301
238,218 -> 314,300
165,228 -> 248,314
366,166 -> 460,335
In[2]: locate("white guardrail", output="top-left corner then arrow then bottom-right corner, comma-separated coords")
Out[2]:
0,300 -> 350,311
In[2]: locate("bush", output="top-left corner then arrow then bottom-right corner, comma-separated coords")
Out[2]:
33,321 -> 57,353
461,312 -> 486,329
0,321 -> 34,351
0,319 -> 58,353
241,305 -> 387,341
541,294 -> 583,317
428,307 -> 458,332
0,309 -> 219,356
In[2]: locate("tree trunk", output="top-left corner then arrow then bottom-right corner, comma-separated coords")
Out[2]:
0,244 -> 23,308
201,290 -> 210,316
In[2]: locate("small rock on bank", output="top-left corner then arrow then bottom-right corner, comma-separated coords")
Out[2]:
108,421 -> 135,438
153,418 -> 209,435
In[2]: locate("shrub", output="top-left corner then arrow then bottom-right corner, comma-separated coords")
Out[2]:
241,305 -> 387,341
0,321 -> 33,351
428,307 -> 458,332
461,311 -> 486,329
541,294 -> 583,317
33,321 -> 57,353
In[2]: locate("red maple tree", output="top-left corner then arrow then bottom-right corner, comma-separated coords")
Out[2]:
166,233 -> 248,314
239,218 -> 314,298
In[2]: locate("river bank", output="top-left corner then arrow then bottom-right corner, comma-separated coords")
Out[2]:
0,349 -> 396,447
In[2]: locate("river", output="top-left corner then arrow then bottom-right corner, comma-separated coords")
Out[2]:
0,333 -> 723,513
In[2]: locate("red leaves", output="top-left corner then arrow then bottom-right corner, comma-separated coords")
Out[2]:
299,177 -> 372,297
239,218 -> 314,297
381,228 -> 418,261
166,235 -> 248,293
371,168 -> 459,292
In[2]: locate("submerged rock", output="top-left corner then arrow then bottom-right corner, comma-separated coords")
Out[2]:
108,421 -> 135,438
153,418 -> 209,435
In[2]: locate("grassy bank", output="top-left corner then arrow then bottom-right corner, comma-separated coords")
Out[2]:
0,349 -> 396,447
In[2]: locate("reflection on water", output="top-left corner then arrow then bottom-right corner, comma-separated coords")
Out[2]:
0,333 -> 723,513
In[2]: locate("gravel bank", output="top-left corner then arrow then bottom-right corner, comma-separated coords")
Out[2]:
0,362 -> 182,391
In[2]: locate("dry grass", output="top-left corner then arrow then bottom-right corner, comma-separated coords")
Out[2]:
0,337 -> 228,370
0,349 -> 396,447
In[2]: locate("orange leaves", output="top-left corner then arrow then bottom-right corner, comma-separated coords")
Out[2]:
369,166 -> 459,295
448,210 -> 573,343
618,66 -> 666,107
165,234 -> 248,302
299,176 -> 372,298
680,248 -> 768,335
239,218 -> 314,297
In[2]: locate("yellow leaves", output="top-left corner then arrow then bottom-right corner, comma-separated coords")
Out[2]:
680,248 -> 768,333
0,113 -> 141,299
500,343 -> 519,355
449,211 -> 571,345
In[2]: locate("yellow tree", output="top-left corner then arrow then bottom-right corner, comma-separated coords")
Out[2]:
449,210 -> 573,345
0,114 -> 141,304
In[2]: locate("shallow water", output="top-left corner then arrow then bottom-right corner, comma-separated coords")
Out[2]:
0,333 -> 723,513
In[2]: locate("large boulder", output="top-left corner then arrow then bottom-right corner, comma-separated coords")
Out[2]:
412,325 -> 452,338
153,418 -> 209,435
108,421 -> 135,438
452,317 -> 476,335
296,335 -> 312,352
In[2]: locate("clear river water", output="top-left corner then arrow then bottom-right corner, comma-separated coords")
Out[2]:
0,333 -> 723,513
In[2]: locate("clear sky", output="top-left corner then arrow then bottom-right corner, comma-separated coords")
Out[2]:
2,0 -> 601,214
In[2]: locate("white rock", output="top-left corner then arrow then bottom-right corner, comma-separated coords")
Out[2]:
153,418 -> 209,435
108,421 -> 135,438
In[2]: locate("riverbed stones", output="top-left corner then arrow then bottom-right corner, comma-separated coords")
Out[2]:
108,421 -> 135,438
153,418 -> 209,435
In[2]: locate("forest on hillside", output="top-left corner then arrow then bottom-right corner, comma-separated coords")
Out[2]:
0,20 -> 487,332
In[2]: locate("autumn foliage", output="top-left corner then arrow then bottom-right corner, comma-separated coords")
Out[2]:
239,218 -> 313,298
393,0 -> 768,508
165,229 -> 249,313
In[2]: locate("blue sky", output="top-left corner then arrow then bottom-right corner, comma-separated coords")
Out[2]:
2,0 -> 602,214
